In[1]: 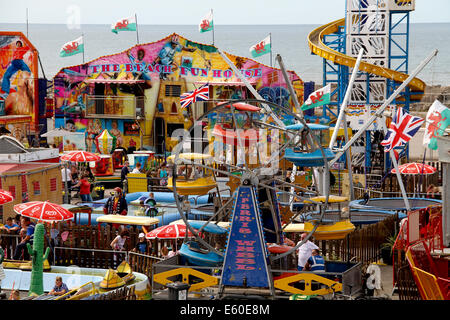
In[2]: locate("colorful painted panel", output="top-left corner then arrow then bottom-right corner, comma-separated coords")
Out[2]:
55,117 -> 137,152
0,32 -> 38,128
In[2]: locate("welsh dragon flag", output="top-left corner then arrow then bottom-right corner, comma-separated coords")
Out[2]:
423,100 -> 450,150
300,84 -> 331,111
199,10 -> 214,33
59,36 -> 84,57
111,15 -> 137,34
249,35 -> 271,58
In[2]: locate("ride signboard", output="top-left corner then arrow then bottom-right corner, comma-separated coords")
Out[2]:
220,185 -> 272,289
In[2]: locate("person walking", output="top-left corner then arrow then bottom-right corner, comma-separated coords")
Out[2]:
61,164 -> 72,190
121,161 -> 130,193
110,229 -> 130,265
73,174 -> 93,202
158,163 -> 168,186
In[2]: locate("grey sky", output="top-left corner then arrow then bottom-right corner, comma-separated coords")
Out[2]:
1,0 -> 450,25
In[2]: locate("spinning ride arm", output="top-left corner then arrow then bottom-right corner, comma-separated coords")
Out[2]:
172,99 -> 330,261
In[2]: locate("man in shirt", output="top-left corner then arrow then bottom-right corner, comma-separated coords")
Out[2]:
61,164 -> 72,190
134,233 -> 148,254
48,276 -> 69,296
296,232 -> 319,271
0,217 -> 20,234
131,162 -> 142,174
303,249 -> 326,273
13,217 -> 35,260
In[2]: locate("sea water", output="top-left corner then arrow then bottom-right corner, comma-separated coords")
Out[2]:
0,23 -> 449,85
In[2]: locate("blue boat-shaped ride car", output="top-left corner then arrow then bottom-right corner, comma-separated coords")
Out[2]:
284,148 -> 335,167
285,123 -> 330,131
187,220 -> 228,234
179,241 -> 224,267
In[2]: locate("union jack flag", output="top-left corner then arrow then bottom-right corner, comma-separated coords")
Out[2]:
381,107 -> 424,152
180,84 -> 209,109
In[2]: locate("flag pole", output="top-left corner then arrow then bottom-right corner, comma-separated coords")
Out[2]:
135,13 -> 140,44
211,9 -> 215,46
269,33 -> 272,67
81,33 -> 85,64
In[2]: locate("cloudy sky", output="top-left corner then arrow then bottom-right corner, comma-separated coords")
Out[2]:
1,0 -> 450,25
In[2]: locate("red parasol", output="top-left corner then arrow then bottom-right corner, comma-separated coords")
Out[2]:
0,189 -> 14,205
145,224 -> 194,240
14,201 -> 74,222
391,162 -> 437,175
60,150 -> 101,162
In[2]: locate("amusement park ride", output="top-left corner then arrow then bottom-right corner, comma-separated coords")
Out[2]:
151,0 -> 448,300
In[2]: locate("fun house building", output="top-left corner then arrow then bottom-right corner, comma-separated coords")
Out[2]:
53,33 -> 304,156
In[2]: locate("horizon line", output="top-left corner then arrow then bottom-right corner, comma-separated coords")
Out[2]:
1,21 -> 449,26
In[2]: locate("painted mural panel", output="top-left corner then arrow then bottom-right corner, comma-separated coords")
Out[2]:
0,33 -> 37,125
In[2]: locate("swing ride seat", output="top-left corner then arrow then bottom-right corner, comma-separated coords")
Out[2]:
303,219 -> 356,240
167,176 -> 217,196
284,147 -> 335,167
178,241 -> 224,267
221,102 -> 261,112
212,123 -> 260,147
167,153 -> 217,196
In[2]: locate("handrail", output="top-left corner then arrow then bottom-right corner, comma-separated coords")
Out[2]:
307,18 -> 426,95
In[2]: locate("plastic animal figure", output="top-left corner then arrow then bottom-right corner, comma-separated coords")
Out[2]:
26,224 -> 50,296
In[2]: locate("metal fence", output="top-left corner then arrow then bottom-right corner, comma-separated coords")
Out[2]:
314,214 -> 398,266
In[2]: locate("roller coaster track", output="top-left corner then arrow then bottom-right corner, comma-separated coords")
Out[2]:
308,18 -> 426,101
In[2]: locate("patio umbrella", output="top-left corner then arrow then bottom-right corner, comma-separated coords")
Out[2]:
95,129 -> 117,154
60,150 -> 101,162
391,162 -> 437,175
41,127 -> 73,138
0,189 -> 14,204
14,201 -> 74,222
145,224 -> 194,240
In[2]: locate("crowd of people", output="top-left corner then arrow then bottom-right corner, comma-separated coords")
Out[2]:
0,215 -> 35,261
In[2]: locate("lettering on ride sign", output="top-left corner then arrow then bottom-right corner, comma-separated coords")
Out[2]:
89,64 -> 262,79
222,186 -> 270,287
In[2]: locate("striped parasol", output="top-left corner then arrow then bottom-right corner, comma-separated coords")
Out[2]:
14,201 -> 74,222
391,162 -> 437,175
145,224 -> 194,239
0,189 -> 14,205
60,150 -> 101,162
